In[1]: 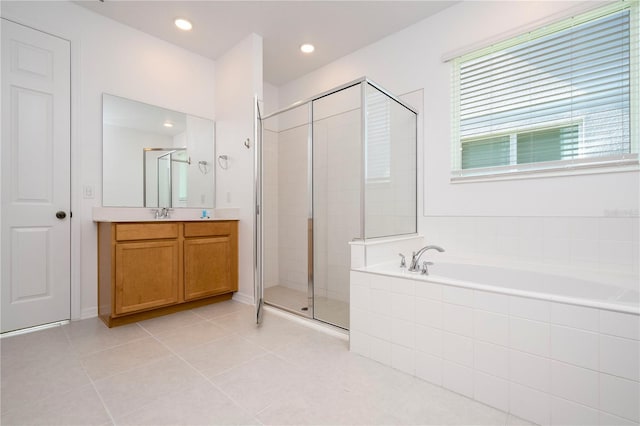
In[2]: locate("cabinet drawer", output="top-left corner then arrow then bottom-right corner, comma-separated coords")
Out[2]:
115,223 -> 178,241
184,221 -> 234,238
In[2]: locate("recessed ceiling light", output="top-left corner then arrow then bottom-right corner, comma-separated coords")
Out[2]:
163,121 -> 174,128
174,18 -> 192,31
300,43 -> 315,54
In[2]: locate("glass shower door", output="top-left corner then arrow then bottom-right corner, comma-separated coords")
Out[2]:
255,98 -> 264,324
364,83 -> 417,239
157,153 -> 171,207
312,84 -> 362,329
261,103 -> 313,317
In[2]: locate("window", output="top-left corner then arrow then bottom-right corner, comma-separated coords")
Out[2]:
452,1 -> 638,179
366,86 -> 391,181
461,122 -> 581,169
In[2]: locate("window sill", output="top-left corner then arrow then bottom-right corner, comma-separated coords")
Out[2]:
450,155 -> 639,184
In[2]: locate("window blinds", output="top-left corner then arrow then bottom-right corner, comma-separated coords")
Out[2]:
452,1 -> 638,177
366,85 -> 391,181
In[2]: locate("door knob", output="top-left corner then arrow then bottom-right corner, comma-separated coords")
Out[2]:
56,211 -> 66,219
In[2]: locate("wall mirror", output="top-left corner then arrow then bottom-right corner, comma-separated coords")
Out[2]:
102,94 -> 215,208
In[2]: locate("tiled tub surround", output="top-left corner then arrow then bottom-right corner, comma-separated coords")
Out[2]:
422,216 -> 639,279
350,263 -> 640,426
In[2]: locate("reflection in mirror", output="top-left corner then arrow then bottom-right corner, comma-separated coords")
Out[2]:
143,148 -> 191,208
102,94 -> 215,208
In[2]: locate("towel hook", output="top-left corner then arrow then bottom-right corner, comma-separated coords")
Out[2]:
217,155 -> 228,170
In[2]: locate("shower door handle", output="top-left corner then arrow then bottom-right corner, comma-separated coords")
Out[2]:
55,211 -> 67,219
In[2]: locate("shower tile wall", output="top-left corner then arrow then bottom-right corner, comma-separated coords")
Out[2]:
422,216 -> 639,283
313,109 -> 361,303
276,125 -> 309,294
263,128 -> 279,289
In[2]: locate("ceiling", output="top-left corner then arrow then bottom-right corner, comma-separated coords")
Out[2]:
77,1 -> 456,86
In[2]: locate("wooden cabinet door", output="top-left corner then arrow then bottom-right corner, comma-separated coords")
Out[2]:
184,236 -> 233,301
114,240 -> 179,315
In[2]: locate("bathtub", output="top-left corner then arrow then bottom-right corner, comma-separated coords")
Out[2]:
349,260 -> 640,425
366,261 -> 639,315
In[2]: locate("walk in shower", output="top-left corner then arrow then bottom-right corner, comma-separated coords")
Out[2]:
255,78 -> 418,329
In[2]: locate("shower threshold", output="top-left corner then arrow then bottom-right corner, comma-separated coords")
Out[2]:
264,285 -> 349,330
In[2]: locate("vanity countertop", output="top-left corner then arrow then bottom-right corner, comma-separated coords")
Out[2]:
92,207 -> 240,222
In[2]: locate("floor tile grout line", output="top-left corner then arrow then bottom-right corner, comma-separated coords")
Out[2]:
157,330 -> 233,354
3,307 -> 264,424
84,352 -> 177,383
2,302 -> 523,426
0,381 -> 98,420
62,317 -> 163,358
64,327 -> 117,426
208,317 -> 355,421
134,305 -> 249,339
1,324 -> 114,423
0,329 -> 80,418
135,312 -> 207,337
142,326 -> 266,425
86,371 -> 118,426
70,334 -> 157,359
190,306 -> 250,321
71,322 -> 181,382
189,301 -> 253,320
86,352 -> 211,425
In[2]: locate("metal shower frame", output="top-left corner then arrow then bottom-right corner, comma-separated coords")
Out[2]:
254,76 -> 418,325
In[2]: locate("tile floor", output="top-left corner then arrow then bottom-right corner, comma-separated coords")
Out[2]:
1,300 -> 534,425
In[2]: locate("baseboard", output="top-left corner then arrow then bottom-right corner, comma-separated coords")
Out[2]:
232,291 -> 254,305
79,294 -> 252,321
80,307 -> 98,320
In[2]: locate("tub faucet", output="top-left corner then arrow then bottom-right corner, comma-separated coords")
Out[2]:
409,245 -> 445,272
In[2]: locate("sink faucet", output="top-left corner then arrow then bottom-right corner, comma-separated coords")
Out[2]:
409,245 -> 445,272
152,208 -> 172,219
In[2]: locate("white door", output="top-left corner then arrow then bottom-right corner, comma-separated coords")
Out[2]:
1,19 -> 71,333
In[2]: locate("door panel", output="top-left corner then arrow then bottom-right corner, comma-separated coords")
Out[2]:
13,39 -> 53,77
11,227 -> 50,301
14,87 -> 53,201
260,103 -> 312,319
1,19 -> 71,333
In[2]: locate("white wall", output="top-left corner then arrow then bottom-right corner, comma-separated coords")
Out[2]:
0,1 -> 216,318
185,115 -> 215,208
214,33 -> 263,303
276,1 -> 639,278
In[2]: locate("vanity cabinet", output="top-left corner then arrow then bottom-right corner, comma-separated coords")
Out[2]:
183,222 -> 237,301
98,220 -> 238,327
115,239 -> 180,314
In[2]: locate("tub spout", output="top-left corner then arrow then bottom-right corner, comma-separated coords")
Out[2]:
409,245 -> 445,272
